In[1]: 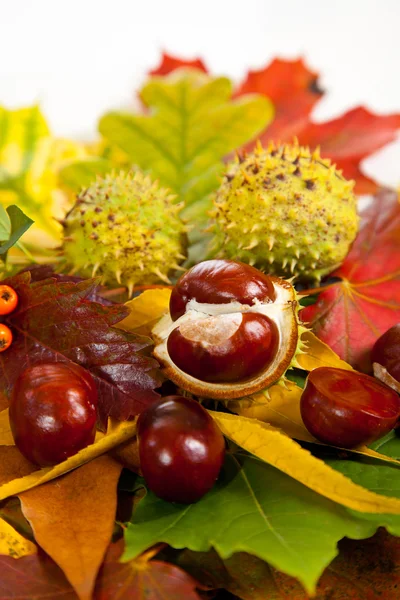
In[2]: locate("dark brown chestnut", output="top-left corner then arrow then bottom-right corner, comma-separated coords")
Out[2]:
300,367 -> 400,448
167,312 -> 277,383
371,324 -> 400,384
9,362 -> 98,466
137,395 -> 225,503
169,259 -> 276,321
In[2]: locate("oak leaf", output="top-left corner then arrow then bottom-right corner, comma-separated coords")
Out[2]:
0,271 -> 162,424
19,455 -> 122,600
301,189 -> 400,371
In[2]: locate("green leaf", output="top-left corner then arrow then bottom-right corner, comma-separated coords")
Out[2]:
369,431 -> 400,459
123,454 -> 377,594
99,71 -> 273,260
59,157 -> 114,191
0,205 -> 33,261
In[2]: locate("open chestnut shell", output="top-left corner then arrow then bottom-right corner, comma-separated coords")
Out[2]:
153,260 -> 303,400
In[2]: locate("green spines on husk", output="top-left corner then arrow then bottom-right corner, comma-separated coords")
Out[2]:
62,170 -> 188,294
211,141 -> 359,281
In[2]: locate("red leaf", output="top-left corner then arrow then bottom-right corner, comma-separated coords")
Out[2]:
301,189 -> 400,371
236,58 -> 323,143
236,59 -> 400,192
0,272 -> 162,426
94,539 -> 203,600
0,550 -> 78,600
299,107 -> 400,194
149,52 -> 208,76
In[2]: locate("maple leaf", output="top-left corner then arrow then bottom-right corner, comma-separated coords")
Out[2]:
0,271 -> 162,425
149,51 -> 208,76
95,539 -> 203,600
301,188 -> 400,371
235,58 -> 400,194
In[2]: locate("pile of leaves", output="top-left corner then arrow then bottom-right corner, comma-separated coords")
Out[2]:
0,52 -> 399,600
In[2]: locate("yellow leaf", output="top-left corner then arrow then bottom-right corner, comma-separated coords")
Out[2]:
0,409 -> 14,446
19,455 -> 122,600
0,516 -> 36,558
231,383 -> 400,466
298,331 -> 353,372
116,288 -> 172,335
210,411 -> 400,514
0,418 -> 136,502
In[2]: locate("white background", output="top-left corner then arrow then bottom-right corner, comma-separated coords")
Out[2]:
1,0 -> 400,186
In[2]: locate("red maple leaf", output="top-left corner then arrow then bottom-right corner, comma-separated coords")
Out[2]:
149,52 -> 207,76
235,58 -> 400,194
0,271 -> 162,426
301,189 -> 400,371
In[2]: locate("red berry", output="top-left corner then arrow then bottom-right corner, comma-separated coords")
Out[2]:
9,363 -> 98,466
169,259 -> 276,321
371,324 -> 400,383
300,367 -> 400,448
0,285 -> 18,315
137,396 -> 225,503
0,324 -> 12,352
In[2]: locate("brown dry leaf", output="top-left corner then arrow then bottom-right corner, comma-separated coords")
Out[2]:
297,330 -> 354,372
116,288 -> 172,336
19,455 -> 122,600
0,516 -> 37,558
0,408 -> 14,446
210,411 -> 400,514
0,419 -> 136,501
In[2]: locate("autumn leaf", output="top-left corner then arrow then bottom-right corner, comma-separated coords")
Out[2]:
210,411 -> 400,514
301,189 -> 400,371
18,456 -> 122,600
95,538 -> 203,600
149,52 -> 207,76
0,408 -> 14,445
235,58 -> 400,193
236,58 -> 323,143
0,419 -> 136,501
116,288 -> 172,336
0,516 -> 36,558
0,550 -> 78,600
123,453 -> 381,594
0,271 -> 162,424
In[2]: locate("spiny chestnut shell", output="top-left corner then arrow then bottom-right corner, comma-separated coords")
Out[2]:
153,259 -> 302,400
10,362 -> 98,466
137,395 -> 225,503
301,367 -> 400,448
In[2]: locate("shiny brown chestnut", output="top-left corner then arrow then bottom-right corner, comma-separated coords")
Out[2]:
300,367 -> 400,448
137,395 -> 225,503
371,324 -> 400,384
9,362 -> 98,466
167,312 -> 277,383
169,259 -> 276,321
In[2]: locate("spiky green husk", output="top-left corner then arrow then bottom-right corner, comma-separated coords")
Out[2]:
211,141 -> 359,281
62,171 -> 187,294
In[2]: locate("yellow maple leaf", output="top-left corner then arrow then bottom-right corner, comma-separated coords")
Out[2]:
117,288 -> 172,336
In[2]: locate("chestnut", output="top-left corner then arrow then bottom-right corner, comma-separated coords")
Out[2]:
169,259 -> 276,321
9,362 -> 98,466
371,324 -> 400,384
300,367 -> 400,448
167,312 -> 277,383
137,395 -> 225,503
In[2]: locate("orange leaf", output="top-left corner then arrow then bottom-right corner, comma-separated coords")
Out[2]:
149,52 -> 207,76
19,455 -> 122,600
